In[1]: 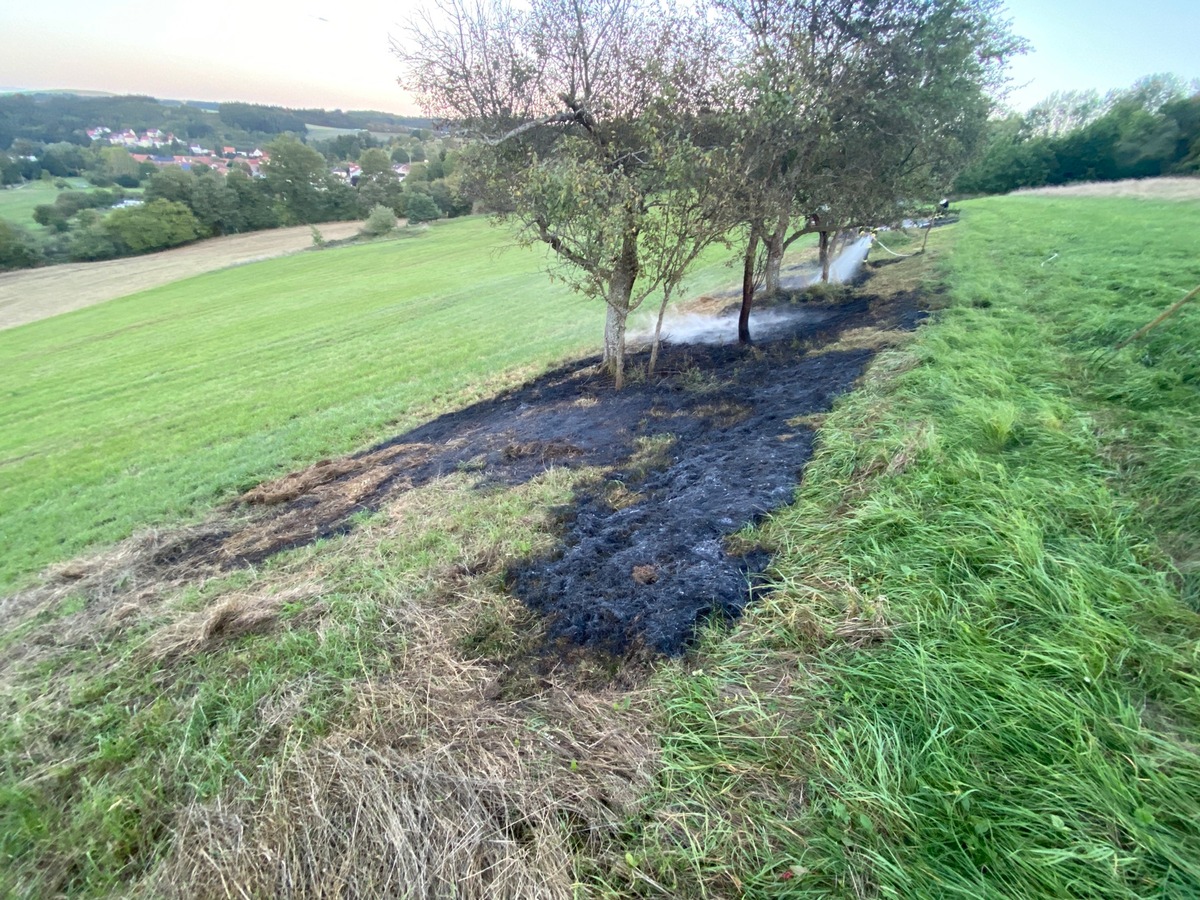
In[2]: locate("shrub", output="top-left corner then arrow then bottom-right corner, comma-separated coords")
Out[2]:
105,199 -> 201,255
0,218 -> 41,270
361,204 -> 398,236
404,191 -> 442,225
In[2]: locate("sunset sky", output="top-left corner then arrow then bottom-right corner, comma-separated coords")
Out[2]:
1,1 -> 1197,115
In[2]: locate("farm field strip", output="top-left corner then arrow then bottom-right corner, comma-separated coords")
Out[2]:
0,220 -> 364,329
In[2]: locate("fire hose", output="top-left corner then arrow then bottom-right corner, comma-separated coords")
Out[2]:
871,236 -> 915,258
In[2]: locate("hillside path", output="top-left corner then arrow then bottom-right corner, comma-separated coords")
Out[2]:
0,221 -> 364,331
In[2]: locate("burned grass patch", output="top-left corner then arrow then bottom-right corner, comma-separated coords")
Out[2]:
0,255 -> 936,898
4,284 -> 927,660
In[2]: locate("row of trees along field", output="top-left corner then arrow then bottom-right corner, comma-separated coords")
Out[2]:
0,133 -> 471,267
955,74 -> 1200,195
397,0 -> 1022,386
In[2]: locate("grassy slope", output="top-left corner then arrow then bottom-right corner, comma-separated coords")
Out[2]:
0,213 -> 754,593
633,198 -> 1200,897
3,196 -> 1197,898
0,218 -> 746,897
0,178 -> 91,230
0,469 -> 599,897
0,218 -> 606,590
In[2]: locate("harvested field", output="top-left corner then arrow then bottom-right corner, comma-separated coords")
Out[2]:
0,221 -> 364,330
1012,175 -> 1200,201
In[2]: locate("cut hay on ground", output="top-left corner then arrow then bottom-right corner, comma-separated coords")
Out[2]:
152,685 -> 656,900
0,221 -> 364,331
142,475 -> 659,899
1012,176 -> 1200,201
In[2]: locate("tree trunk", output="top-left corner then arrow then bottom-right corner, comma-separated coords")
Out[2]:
819,231 -> 831,283
763,212 -> 789,297
603,230 -> 638,389
603,293 -> 630,390
649,287 -> 672,376
739,230 -> 760,344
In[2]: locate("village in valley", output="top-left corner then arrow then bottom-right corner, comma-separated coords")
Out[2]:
0,94 -> 451,267
83,124 -> 411,184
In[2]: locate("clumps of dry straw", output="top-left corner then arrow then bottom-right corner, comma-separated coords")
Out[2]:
143,582 -> 325,663
140,473 -> 660,899
152,677 -> 656,899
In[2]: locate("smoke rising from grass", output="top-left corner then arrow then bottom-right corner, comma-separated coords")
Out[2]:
632,234 -> 875,347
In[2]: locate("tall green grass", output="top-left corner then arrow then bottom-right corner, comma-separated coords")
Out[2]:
632,198 -> 1200,897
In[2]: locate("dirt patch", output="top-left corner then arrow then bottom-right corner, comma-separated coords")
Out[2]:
0,221 -> 364,331
3,280 -> 928,660
1012,176 -> 1200,201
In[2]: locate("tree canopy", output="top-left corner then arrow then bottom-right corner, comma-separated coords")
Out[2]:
710,0 -> 1022,337
396,0 -> 1021,374
397,0 -> 737,385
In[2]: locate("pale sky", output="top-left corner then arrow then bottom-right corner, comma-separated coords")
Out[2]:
1001,0 -> 1200,110
1,1 -> 1198,115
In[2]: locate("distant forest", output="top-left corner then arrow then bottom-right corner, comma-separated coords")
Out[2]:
0,92 -> 432,150
955,74 -> 1200,195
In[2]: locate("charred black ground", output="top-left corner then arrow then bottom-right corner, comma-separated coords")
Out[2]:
54,287 -> 925,657
511,340 -> 868,654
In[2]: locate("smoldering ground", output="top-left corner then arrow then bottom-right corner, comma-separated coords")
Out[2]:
4,283 -> 926,658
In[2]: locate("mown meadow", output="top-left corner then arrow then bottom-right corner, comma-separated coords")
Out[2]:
0,215 -> 746,593
0,218 -> 597,591
1,193 -> 1197,897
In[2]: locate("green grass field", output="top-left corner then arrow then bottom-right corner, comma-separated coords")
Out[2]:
0,178 -> 91,229
633,196 -> 1200,897
0,217 -> 603,590
304,124 -> 408,144
1,195 -> 1197,897
0,216 -> 747,592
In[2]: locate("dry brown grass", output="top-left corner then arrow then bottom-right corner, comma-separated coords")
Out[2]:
152,682 -> 655,900
144,582 -> 325,663
125,470 -> 662,899
240,444 -> 437,507
0,522 -> 235,655
747,577 -> 892,652
1012,176 -> 1200,201
814,324 -> 918,354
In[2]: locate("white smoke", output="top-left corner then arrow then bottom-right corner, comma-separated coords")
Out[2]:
630,234 -> 873,347
632,305 -> 834,347
778,234 -> 874,290
827,234 -> 874,283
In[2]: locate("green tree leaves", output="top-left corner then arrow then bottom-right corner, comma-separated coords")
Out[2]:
105,199 -> 201,254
